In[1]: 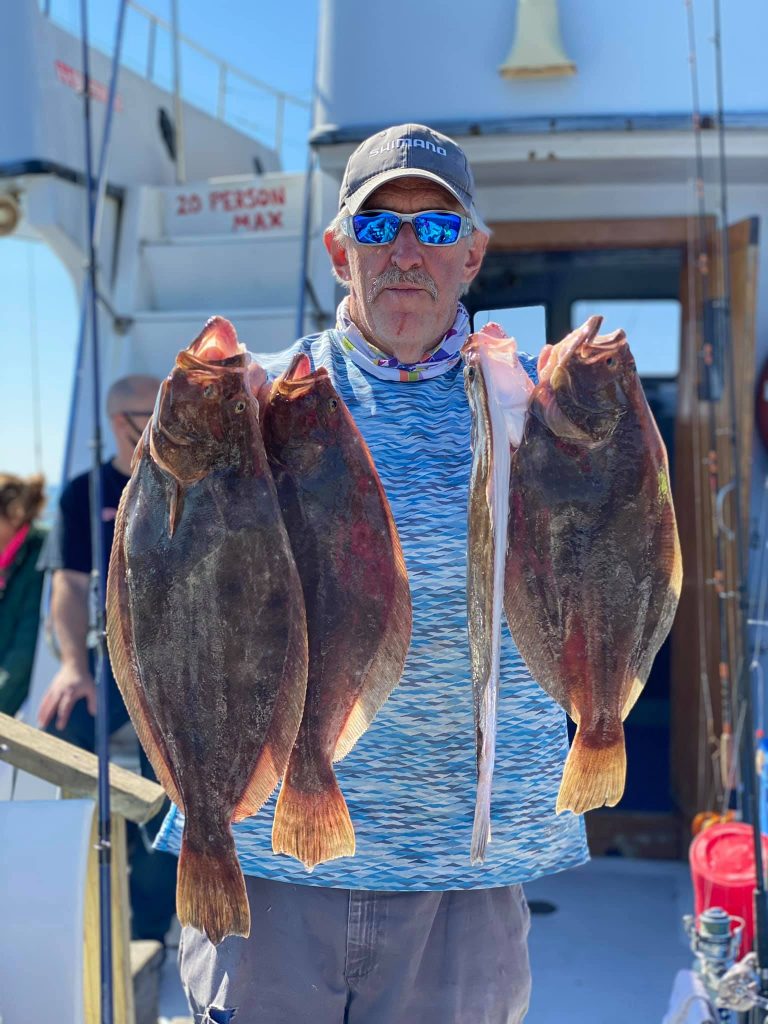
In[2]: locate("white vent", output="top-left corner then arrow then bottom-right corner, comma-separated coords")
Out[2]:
499,0 -> 576,79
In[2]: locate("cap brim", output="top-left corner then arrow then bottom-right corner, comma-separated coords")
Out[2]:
344,167 -> 471,216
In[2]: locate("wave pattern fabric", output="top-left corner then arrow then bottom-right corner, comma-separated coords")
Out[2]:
156,330 -> 589,890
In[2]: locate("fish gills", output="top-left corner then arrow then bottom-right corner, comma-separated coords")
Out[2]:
504,316 -> 682,815
106,317 -> 308,942
462,325 -> 533,863
262,354 -> 412,870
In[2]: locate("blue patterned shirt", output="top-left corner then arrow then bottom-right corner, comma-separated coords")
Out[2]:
155,329 -> 589,890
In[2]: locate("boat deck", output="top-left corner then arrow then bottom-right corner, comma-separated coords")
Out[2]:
156,856 -> 696,1023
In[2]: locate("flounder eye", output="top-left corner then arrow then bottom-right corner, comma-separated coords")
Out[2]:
467,366 -> 476,380
234,400 -> 246,413
605,357 -> 615,368
203,384 -> 216,398
328,398 -> 339,411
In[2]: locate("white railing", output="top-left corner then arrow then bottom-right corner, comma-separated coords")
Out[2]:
40,0 -> 312,166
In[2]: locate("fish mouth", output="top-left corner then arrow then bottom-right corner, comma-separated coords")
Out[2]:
178,316 -> 246,369
273,353 -> 328,399
577,328 -> 628,365
547,315 -> 623,402
461,322 -> 511,361
549,316 -> 603,374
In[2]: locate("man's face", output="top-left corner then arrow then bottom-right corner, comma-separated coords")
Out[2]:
111,384 -> 159,462
325,179 -> 488,363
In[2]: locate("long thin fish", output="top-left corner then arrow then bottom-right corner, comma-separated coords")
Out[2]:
462,325 -> 533,863
262,354 -> 412,870
106,317 -> 308,943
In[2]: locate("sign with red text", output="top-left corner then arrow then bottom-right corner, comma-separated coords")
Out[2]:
162,174 -> 304,237
54,60 -> 123,110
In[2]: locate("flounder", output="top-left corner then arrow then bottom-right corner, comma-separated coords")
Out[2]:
504,316 -> 682,815
262,353 -> 412,870
106,317 -> 308,943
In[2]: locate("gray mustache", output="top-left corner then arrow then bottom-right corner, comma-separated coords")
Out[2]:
369,268 -> 438,303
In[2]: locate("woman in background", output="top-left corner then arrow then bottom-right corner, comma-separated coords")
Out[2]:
0,473 -> 47,715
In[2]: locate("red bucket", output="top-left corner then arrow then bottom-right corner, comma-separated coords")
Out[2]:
689,822 -> 768,958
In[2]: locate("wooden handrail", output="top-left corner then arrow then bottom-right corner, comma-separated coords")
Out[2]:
0,713 -> 166,824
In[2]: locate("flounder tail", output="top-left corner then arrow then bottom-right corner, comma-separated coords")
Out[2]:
177,828 -> 250,944
556,727 -> 626,815
272,767 -> 355,871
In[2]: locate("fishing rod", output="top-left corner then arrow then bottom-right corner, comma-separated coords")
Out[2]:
684,0 -> 735,818
62,0 -> 129,488
295,0 -> 321,340
79,1 -> 129,1020
711,0 -> 768,999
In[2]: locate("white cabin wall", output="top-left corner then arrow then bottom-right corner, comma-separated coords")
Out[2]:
315,0 -> 767,131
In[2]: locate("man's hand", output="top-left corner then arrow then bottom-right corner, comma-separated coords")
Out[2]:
39,568 -> 94,731
38,664 -> 97,730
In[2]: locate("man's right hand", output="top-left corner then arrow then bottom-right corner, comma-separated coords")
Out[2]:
38,665 -> 97,731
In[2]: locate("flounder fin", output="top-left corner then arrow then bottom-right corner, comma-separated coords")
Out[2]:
271,767 -> 355,870
333,547 -> 412,762
231,598 -> 308,823
106,478 -> 185,812
621,677 -> 644,721
177,828 -> 250,944
231,745 -> 279,822
556,727 -> 626,815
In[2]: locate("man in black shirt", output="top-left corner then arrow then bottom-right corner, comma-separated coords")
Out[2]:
39,374 -> 177,945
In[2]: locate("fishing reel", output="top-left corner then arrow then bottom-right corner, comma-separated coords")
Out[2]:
684,907 -> 768,1016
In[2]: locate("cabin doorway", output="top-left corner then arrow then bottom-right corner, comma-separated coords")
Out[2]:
466,216 -> 759,860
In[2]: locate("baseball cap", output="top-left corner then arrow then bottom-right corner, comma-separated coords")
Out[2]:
339,123 -> 488,232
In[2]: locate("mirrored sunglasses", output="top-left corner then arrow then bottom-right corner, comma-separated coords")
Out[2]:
341,209 -> 474,247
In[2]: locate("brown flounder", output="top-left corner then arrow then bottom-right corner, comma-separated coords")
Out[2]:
504,316 -> 682,815
106,316 -> 307,943
462,324 -> 533,863
262,354 -> 412,870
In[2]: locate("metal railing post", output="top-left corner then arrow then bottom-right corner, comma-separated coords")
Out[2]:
275,93 -> 285,162
217,64 -> 228,120
170,0 -> 185,184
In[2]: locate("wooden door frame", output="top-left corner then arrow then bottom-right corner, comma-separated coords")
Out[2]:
485,215 -> 714,856
486,217 -> 702,254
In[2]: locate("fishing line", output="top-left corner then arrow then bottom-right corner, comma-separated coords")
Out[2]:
686,210 -> 719,808
711,0 -> 761,843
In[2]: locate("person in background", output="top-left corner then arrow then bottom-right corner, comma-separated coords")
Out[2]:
38,374 -> 178,947
0,472 -> 47,716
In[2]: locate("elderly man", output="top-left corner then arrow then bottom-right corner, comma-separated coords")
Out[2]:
38,374 -> 178,946
157,124 -> 588,1023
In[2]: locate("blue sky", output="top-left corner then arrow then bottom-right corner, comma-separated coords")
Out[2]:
0,0 -> 317,487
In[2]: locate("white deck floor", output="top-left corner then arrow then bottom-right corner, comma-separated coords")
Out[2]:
525,857 -> 694,1023
157,856 -> 696,1023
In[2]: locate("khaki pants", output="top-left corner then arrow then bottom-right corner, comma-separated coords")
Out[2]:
179,875 -> 531,1024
